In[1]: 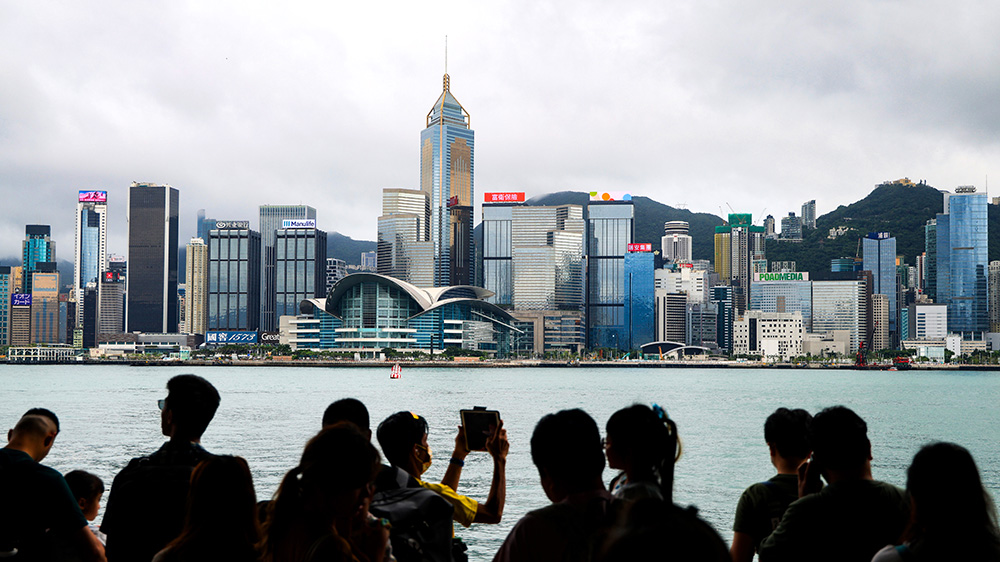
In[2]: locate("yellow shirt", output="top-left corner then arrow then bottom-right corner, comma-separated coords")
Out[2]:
415,478 -> 479,528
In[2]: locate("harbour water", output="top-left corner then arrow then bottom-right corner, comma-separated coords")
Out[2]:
2,364 -> 999,560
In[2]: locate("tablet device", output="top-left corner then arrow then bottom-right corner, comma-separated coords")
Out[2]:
460,407 -> 500,451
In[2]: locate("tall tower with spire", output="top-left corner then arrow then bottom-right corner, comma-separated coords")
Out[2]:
420,68 -> 474,287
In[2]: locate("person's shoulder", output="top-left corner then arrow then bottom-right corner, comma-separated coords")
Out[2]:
871,544 -> 905,562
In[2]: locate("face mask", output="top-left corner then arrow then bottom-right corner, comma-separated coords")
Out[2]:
417,444 -> 433,475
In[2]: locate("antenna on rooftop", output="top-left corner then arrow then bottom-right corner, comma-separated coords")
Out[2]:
445,35 -> 448,74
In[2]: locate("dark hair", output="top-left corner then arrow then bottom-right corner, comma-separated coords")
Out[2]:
376,411 -> 428,468
322,398 -> 370,430
160,455 -> 260,562
809,406 -> 868,471
165,375 -> 221,439
64,470 -> 105,501
764,408 -> 812,460
23,408 -> 59,433
902,442 -> 1000,558
261,424 -> 381,562
599,499 -> 729,562
606,404 -> 680,501
531,409 -> 605,492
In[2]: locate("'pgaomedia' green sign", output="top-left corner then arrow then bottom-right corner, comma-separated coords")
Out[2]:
756,272 -> 809,281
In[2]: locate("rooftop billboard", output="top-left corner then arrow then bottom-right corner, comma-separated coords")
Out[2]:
589,191 -> 632,202
79,191 -> 108,203
282,219 -> 316,229
484,192 -> 525,203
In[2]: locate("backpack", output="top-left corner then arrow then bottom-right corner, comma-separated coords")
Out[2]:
370,467 -> 455,562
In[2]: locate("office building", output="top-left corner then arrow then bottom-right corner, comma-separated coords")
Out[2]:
208,221 -> 261,331
749,273 -> 813,332
0,267 -> 12,345
361,251 -> 377,271
916,253 -> 926,294
812,272 -> 871,353
587,196 -> 635,349
74,191 -> 108,334
686,302 -> 718,350
99,271 -> 125,336
924,219 -> 937,301
274,224 -> 327,319
831,258 -> 861,273
780,213 -> 802,240
871,294 -> 890,351
763,215 -> 777,239
801,200 -> 816,229
654,291 -> 687,343
377,188 -> 433,285
990,261 -> 1000,332
420,72 -> 475,286
623,250 -> 655,349
30,267 -> 60,344
771,261 -> 796,272
22,225 -> 56,294
481,195 -> 525,306
936,187 -> 989,335
10,293 -> 31,346
196,209 -> 217,242
734,311 -> 804,361
259,205 -> 316,330
660,221 -> 692,264
184,238 -> 208,335
126,182 -> 179,333
654,266 -> 709,304
863,232 -> 898,346
711,285 -> 735,353
714,214 -> 765,316
902,303 -> 948,341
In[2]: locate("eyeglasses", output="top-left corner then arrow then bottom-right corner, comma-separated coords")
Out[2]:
157,399 -> 166,411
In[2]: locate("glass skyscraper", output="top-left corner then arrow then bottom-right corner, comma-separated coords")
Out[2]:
750,279 -> 813,332
936,188 -> 988,334
74,192 -> 108,333
377,188 -> 431,285
274,226 -> 327,319
420,73 -> 474,286
587,199 -> 634,349
22,225 -> 55,294
259,205 -> 316,330
208,222 -> 261,331
126,182 -> 179,333
862,232 -> 897,344
624,251 -> 655,349
924,219 -> 937,302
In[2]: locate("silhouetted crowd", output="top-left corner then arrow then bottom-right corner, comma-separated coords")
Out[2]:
3,373 -> 999,561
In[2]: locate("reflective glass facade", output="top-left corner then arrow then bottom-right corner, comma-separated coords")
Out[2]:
750,280 -> 813,332
711,285 -> 735,352
624,252 -> 655,348
259,205 -> 316,330
208,227 -> 261,331
482,205 -> 513,306
22,225 -> 55,294
126,183 -> 178,333
924,219 -> 937,301
937,191 -> 988,334
275,228 -> 327,319
420,75 -> 474,286
862,233 -> 897,342
75,200 -> 107,330
812,279 -> 867,352
587,202 -> 634,349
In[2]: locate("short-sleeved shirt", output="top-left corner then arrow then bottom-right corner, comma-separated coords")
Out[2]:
758,479 -> 908,562
101,441 -> 213,562
415,478 -> 478,528
0,448 -> 88,561
733,473 -> 799,551
493,489 -> 614,562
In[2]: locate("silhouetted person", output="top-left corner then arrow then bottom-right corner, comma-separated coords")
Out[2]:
731,407 -> 812,562
493,408 -> 612,562
599,497 -> 730,562
101,375 -> 220,562
322,398 -> 371,439
758,406 -> 908,562
604,403 -> 680,503
0,409 -> 105,562
871,442 -> 1000,561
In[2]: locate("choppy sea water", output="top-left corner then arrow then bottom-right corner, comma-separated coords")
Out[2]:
2,364 -> 999,560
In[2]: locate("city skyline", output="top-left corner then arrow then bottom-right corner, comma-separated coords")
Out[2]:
3,1 -> 1000,260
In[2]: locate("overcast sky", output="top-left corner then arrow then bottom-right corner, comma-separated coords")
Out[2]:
2,0 -> 999,260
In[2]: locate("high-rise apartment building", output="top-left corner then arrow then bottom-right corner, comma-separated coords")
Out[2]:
377,188 -> 433,285
871,294 -> 890,350
586,196 -> 635,349
259,205 -> 316,330
74,191 -> 108,334
990,261 -> 1000,333
801,200 -> 816,229
781,213 -> 802,240
326,258 -> 348,292
863,232 -> 898,345
0,267 -> 12,345
936,187 -> 989,336
660,221 -> 692,264
22,225 -> 55,294
208,221 -> 261,331
420,73 -> 474,286
714,214 -> 765,316
185,238 -> 208,335
126,182 -> 179,333
274,225 -> 327,319
924,219 -> 937,301
763,215 -> 777,239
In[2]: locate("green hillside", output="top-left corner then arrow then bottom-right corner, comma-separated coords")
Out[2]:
327,232 -> 376,265
766,181 -> 947,273
527,191 -> 725,260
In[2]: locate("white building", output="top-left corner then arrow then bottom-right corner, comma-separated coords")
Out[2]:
655,267 -> 709,304
660,221 -> 692,264
734,311 -> 804,361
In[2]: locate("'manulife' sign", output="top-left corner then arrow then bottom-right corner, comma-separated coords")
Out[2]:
755,272 -> 809,282
282,219 -> 317,229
